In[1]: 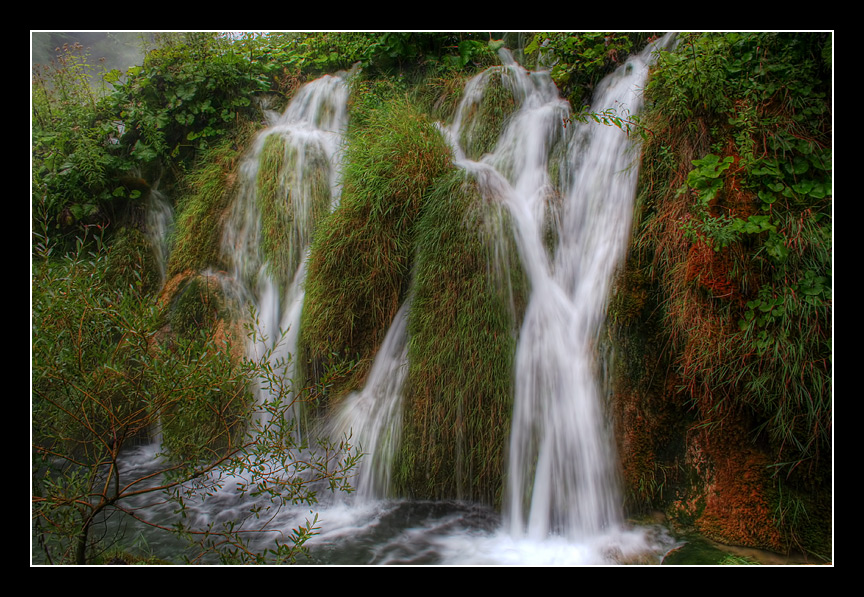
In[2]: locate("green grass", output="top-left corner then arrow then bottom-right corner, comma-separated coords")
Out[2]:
255,132 -> 333,292
395,170 -> 527,505
166,133 -> 248,279
299,94 -> 452,402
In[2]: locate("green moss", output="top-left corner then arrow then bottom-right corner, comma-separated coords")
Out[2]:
299,95 -> 452,401
256,134 -> 291,278
167,122 -> 255,277
662,536 -> 744,565
256,132 -> 332,292
458,69 -> 517,160
167,131 -> 248,279
395,171 -> 526,505
771,466 -> 833,560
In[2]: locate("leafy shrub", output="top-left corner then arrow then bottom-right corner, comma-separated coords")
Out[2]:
32,228 -> 356,564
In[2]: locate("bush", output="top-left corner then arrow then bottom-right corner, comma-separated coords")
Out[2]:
32,228 -> 357,564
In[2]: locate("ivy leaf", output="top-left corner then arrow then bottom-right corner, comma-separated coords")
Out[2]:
784,156 -> 810,175
808,181 -> 831,199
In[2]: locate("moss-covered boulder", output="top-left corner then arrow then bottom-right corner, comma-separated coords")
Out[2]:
299,95 -> 452,402
395,171 -> 526,505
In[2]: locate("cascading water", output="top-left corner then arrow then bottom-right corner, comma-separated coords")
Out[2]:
326,298 -> 411,500
105,40 -> 681,565
220,73 -> 349,427
503,52 -> 647,542
302,35 -> 677,564
145,188 -> 174,285
435,35 -> 675,557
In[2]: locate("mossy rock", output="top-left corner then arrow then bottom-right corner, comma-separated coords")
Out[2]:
662,536 -> 757,565
167,134 -> 244,279
256,132 -> 333,292
395,171 -> 526,505
458,69 -> 517,161
299,96 -> 452,401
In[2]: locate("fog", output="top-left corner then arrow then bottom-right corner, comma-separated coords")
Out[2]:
31,32 -> 158,81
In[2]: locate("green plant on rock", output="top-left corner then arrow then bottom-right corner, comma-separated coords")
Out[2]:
396,170 -> 526,505
255,131 -> 333,293
620,31 -> 831,557
166,131 -> 251,280
299,95 -> 452,401
457,69 -> 518,160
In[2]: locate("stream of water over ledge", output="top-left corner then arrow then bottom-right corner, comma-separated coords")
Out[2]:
92,35 -> 687,566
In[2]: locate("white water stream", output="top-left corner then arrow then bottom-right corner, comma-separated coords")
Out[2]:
145,188 -> 174,285
220,73 -> 349,427
326,298 -> 411,500
426,36 -> 676,560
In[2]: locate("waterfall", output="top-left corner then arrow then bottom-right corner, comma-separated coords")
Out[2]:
145,188 -> 174,285
120,40 -> 682,565
220,73 -> 349,428
441,37 -> 673,544
326,299 -> 411,500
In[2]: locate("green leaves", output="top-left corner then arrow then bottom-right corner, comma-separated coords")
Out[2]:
740,289 -> 787,335
797,269 -> 830,301
525,32 -> 647,106
108,35 -> 270,161
730,214 -> 775,235
687,153 -> 734,206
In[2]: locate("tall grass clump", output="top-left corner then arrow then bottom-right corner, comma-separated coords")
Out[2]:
299,92 -> 452,403
166,131 -> 251,280
395,171 -> 526,505
255,131 -> 333,292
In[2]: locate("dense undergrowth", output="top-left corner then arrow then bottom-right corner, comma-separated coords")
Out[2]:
611,32 -> 832,558
32,31 -> 831,563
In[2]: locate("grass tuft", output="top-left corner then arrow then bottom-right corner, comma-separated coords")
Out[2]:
299,93 -> 452,402
396,170 -> 527,505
